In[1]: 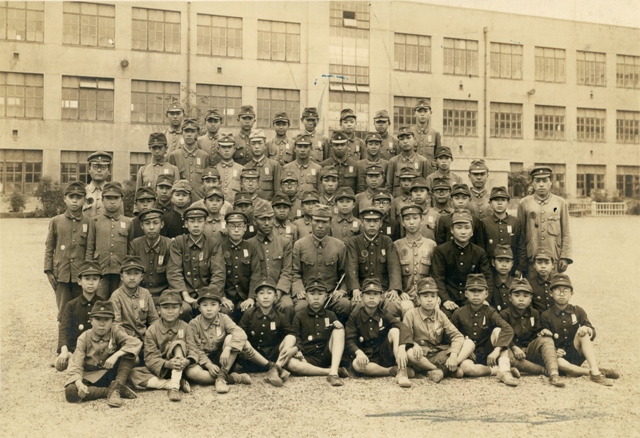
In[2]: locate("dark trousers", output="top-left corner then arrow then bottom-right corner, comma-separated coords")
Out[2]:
65,356 -> 134,403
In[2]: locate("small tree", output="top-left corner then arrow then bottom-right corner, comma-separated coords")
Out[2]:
9,192 -> 26,212
508,170 -> 531,198
35,177 -> 66,217
122,179 -> 136,217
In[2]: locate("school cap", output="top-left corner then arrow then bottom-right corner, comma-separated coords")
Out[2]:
490,186 -> 510,201
413,99 -> 431,111
280,171 -> 299,183
362,278 -> 383,294
533,247 -> 555,261
240,168 -> 260,179
249,129 -> 267,141
365,163 -> 384,175
90,301 -> 115,318
335,187 -> 356,201
148,132 -> 168,147
182,118 -> 199,130
138,208 -> 164,222
300,190 -> 320,203
273,111 -> 289,123
157,289 -> 183,306
331,131 -> 348,144
166,102 -> 184,113
271,192 -> 292,207
410,178 -> 429,191
306,283 -> 328,294
233,192 -> 253,206
509,277 -> 533,294
530,166 -> 553,178
197,286 -> 223,304
435,146 -> 453,159
254,202 -> 275,218
171,180 -> 192,194
294,134 -> 312,146
311,204 -> 332,220
201,167 -> 221,180
398,168 -> 418,179
135,186 -> 156,201
451,209 -> 473,225
400,204 -> 424,217
432,178 -> 451,191
255,277 -> 278,294
466,274 -> 488,291
238,105 -> 256,117
416,277 -> 438,294
64,181 -> 86,196
225,210 -> 249,223
78,261 -> 103,278
550,274 -> 573,291
372,190 -> 392,202
301,107 -> 319,119
451,183 -> 471,197
87,151 -> 112,163
373,110 -> 390,121
365,132 -> 383,143
469,159 -> 489,173
360,207 -> 384,220
218,133 -> 236,146
156,174 -> 175,187
183,205 -> 208,219
204,186 -> 225,200
319,166 -> 339,179
102,181 -> 124,197
493,244 -> 513,259
204,109 -> 223,121
396,126 -> 414,138
340,108 -> 357,121
120,255 -> 146,273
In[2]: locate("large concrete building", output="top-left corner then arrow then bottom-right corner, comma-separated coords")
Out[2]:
1,1 -> 638,199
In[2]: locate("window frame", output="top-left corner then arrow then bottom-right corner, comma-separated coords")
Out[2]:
489,102 -> 523,139
0,1 -> 44,43
535,46 -> 566,83
616,110 -> 640,144
490,42 -> 523,80
61,76 -> 115,122
196,13 -> 242,58
131,7 -> 181,54
257,19 -> 300,62
0,149 -> 43,194
195,83 -> 242,127
534,105 -> 566,141
394,33 -> 431,73
131,79 -> 181,125
442,99 -> 478,137
616,54 -> 640,89
257,88 -> 300,129
576,108 -> 606,143
443,37 -> 479,76
576,50 -> 607,87
0,72 -> 44,119
62,2 -> 115,48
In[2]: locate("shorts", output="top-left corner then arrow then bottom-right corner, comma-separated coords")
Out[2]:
420,344 -> 454,370
365,338 -> 396,368
236,345 -> 279,373
303,344 -> 333,368
470,342 -> 493,366
561,345 -> 585,367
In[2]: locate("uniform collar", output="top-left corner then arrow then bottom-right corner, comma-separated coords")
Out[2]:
401,153 -> 417,163
337,214 -> 355,223
273,137 -> 288,145
305,306 -> 326,317
144,236 -> 162,253
256,307 -> 277,320
86,182 -> 102,194
219,159 -> 235,168
104,212 -> 121,221
364,233 -> 380,247
252,155 -> 267,166
189,234 -> 204,248
159,318 -> 183,334
509,306 -> 532,318
227,237 -> 245,251
181,145 -> 199,157
257,231 -> 275,242
357,306 -> 382,323
122,286 -> 140,299
332,156 -> 349,166
535,274 -> 551,285
80,293 -> 98,306
415,122 -> 431,134
65,210 -> 84,221
312,235 -> 327,248
200,314 -> 220,330
295,161 -> 310,169
418,306 -> 437,322
492,211 -> 510,222
405,234 -> 424,247
553,304 -> 574,316
207,213 -> 223,223
452,240 -> 470,251
168,128 -> 182,135
471,188 -> 487,198
322,195 -> 335,205
534,192 -> 552,204
494,275 -> 513,288
90,328 -> 112,343
152,158 -> 167,166
239,131 -> 251,140
208,132 -> 219,141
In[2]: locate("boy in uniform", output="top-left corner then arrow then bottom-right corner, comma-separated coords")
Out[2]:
232,192 -> 258,240
279,171 -> 302,221
318,167 -> 340,208
84,151 -> 117,218
293,190 -> 320,239
283,134 -> 321,196
540,274 -> 619,385
408,178 -> 439,241
86,181 -> 133,300
425,146 -> 462,191
190,167 -> 233,214
330,187 -> 361,242
355,132 -> 389,193
64,301 -> 141,407
245,129 -> 282,201
435,184 -> 486,247
197,109 -> 222,159
300,107 -> 330,162
412,100 -> 441,175
431,178 -> 454,215
239,167 -> 270,212
198,186 -> 227,237
215,133 -> 244,201
154,174 -> 175,212
132,187 -> 156,239
404,277 -> 469,382
268,111 -> 295,166
529,248 -> 556,313
390,168 -> 417,224
491,245 -> 516,311
346,278 -> 413,387
136,133 -> 180,190
161,180 -> 192,239
373,110 -> 399,160
332,108 -> 364,161
233,105 -> 256,164
320,131 -> 358,193
468,159 -> 493,219
354,163 -> 385,216
387,127 -> 429,197
272,192 -> 299,243
372,190 -> 400,241
164,102 -> 185,154
168,118 -> 211,201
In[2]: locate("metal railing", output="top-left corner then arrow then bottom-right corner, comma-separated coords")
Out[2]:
568,201 -> 627,216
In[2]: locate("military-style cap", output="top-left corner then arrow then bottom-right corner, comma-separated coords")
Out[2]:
182,118 -> 199,130
361,278 -> 383,294
365,164 -> 384,175
550,274 -> 573,291
509,277 -> 533,294
280,170 -> 299,183
432,178 -> 451,191
218,133 -> 236,146
249,129 -> 267,141
533,247 -> 555,261
135,186 -> 156,201
451,183 -> 471,197
469,159 -> 489,173
466,274 -> 488,290
273,111 -> 290,123
225,210 -> 249,223
120,255 -> 145,273
197,286 -> 223,304
416,277 -> 438,294
204,109 -> 223,121
451,209 -> 473,225
300,190 -> 320,203
396,126 -> 414,138
64,181 -> 86,196
78,261 -> 103,278
331,131 -> 348,144
335,187 -> 356,201
373,110 -> 390,121
233,192 -> 253,206
413,99 -> 431,111
204,186 -> 225,199
311,204 -> 332,220
410,178 -> 429,191
157,289 -> 183,306
254,202 -> 275,218
400,204 -> 424,217
90,301 -> 115,318
240,168 -> 260,179
238,105 -> 256,117
490,186 -> 510,201
493,244 -> 513,259
301,107 -> 319,119
201,167 -> 221,180
102,181 -> 124,197
183,205 -> 208,219
306,283 -> 328,294
372,190 -> 392,202
87,151 -> 112,163
340,108 -> 357,121
294,134 -> 312,145
166,102 -> 184,113
530,166 -> 553,179
398,168 -> 418,179
171,180 -> 192,194
319,166 -> 339,180
138,208 -> 164,222
148,132 -> 168,147
255,277 -> 277,293
435,146 -> 453,159
365,132 -> 383,143
360,207 -> 384,220
156,174 -> 175,187
271,192 -> 292,207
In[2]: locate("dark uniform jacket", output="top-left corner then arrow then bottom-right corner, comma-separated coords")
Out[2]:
345,233 -> 402,293
540,304 -> 596,352
292,306 -> 337,356
450,304 -> 513,352
500,306 -> 542,348
220,237 -> 262,302
44,211 -> 90,283
167,233 -> 225,298
345,305 -> 412,358
58,293 -> 98,353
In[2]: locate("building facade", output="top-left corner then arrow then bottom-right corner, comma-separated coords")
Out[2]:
1,1 -> 638,199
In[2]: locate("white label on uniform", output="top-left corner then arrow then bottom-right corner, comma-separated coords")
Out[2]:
197,157 -> 201,166
158,255 -> 164,266
356,145 -> 360,153
311,169 -> 316,176
249,226 -> 254,233
217,326 -> 223,337
387,227 -> 391,234
61,245 -> 66,251
325,318 -> 330,327
164,169 -> 169,174
199,252 -> 204,261
571,314 -> 578,325
221,223 -> 226,230
381,249 -> 386,256
178,329 -> 184,339
317,141 -> 322,148
233,170 -> 238,177
349,166 -> 353,173
121,222 -> 126,228
180,138 -> 185,145
414,163 -> 419,169
286,226 -> 291,234
379,318 -> 384,328
285,143 -> 290,150
428,216 -> 434,223
270,321 -> 276,330
83,224 -> 88,233
297,210 -> 302,217
140,299 -> 145,309
353,221 -> 359,229
482,316 -> 486,326
530,317 -> 535,326
427,135 -> 432,142
265,167 -> 270,175
243,249 -> 249,257
334,206 -> 338,214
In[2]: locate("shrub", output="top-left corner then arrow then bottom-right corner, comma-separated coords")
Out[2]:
35,178 -> 66,217
508,170 -> 531,198
627,200 -> 640,215
122,179 -> 136,217
9,192 -> 26,212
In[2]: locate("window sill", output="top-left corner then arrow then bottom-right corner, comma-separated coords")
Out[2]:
489,76 -> 523,81
62,44 -> 116,50
131,49 -> 181,55
196,54 -> 242,59
443,73 -> 479,77
394,69 -> 432,74
256,58 -> 301,64
61,119 -> 115,123
534,138 -> 566,141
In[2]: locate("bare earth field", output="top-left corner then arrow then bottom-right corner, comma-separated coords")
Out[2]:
1,217 -> 640,438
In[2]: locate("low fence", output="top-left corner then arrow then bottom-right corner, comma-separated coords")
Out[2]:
568,201 -> 627,217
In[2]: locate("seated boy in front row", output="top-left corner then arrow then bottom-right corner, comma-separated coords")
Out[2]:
64,301 -> 141,408
540,274 -> 619,386
403,277 -> 471,383
450,274 -> 520,387
345,278 -> 414,388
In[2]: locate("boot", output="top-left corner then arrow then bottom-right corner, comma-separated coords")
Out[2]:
229,372 -> 252,385
216,369 -> 230,394
599,368 -> 620,379
497,371 -> 519,387
106,382 -> 124,408
264,365 -> 284,387
427,369 -> 444,383
84,386 -> 110,401
515,359 -> 545,376
549,374 -> 565,388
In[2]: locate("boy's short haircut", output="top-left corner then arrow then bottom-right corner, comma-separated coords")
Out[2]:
509,277 -> 533,295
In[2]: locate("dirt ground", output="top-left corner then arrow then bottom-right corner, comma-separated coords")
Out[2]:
1,217 -> 639,438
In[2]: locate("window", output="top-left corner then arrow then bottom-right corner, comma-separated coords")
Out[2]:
60,151 -> 91,184
0,1 -> 44,42
617,110 -> 640,144
257,88 -> 300,129
443,99 -> 477,136
534,163 -> 566,194
63,2 -> 114,47
132,7 -> 180,53
490,102 -> 523,138
130,152 -> 151,182
0,149 -> 42,194
576,165 -> 605,198
577,108 -> 606,142
393,96 -> 429,132
535,47 -> 565,83
616,55 -> 640,89
0,72 -> 43,118
257,20 -> 299,62
329,2 -> 370,85
577,50 -> 606,86
617,166 -> 640,198
196,84 -> 241,127
535,105 -> 565,140
490,42 -> 522,79
328,90 -> 369,132
131,80 -> 180,124
443,38 -> 478,76
394,33 -> 431,73
62,76 -> 114,121
196,14 -> 242,58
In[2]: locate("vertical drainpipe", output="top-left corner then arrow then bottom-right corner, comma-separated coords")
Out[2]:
187,2 -> 192,113
483,26 -> 488,157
